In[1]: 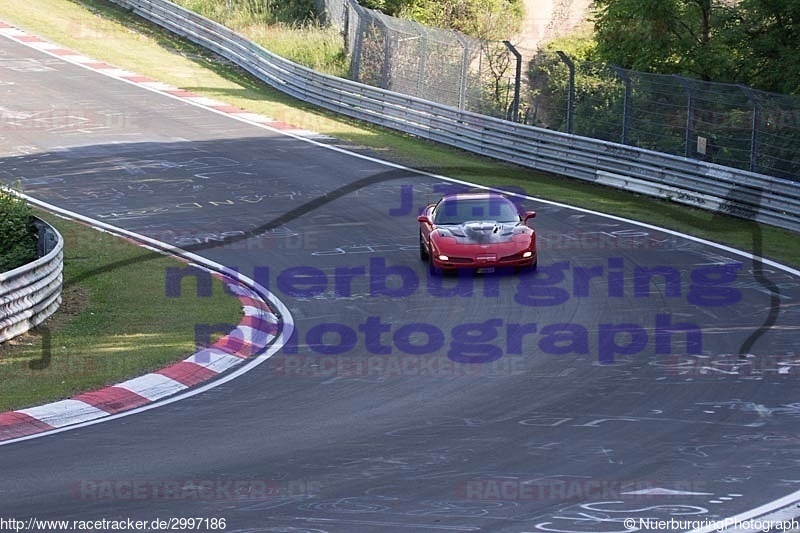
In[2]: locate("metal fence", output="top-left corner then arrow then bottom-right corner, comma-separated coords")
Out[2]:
0,217 -> 63,344
316,0 -> 519,117
315,0 -> 800,181
526,51 -> 800,181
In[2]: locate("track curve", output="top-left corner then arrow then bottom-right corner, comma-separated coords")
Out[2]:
1,26 -> 799,533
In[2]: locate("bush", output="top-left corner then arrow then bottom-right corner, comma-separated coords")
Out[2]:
0,186 -> 37,272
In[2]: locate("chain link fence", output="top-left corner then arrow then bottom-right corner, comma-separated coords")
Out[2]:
526,50 -> 800,180
316,0 -> 520,118
315,0 -> 800,180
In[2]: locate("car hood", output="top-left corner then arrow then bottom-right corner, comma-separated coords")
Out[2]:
434,221 -> 527,244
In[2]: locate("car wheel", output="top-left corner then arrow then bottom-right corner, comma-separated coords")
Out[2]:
428,250 -> 441,276
515,258 -> 537,274
419,231 -> 429,261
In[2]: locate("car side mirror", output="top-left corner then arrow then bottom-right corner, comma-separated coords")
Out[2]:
524,211 -> 536,222
417,215 -> 432,224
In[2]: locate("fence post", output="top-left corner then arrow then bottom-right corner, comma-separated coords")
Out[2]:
342,1 -> 350,54
738,84 -> 760,173
673,75 -> 694,159
381,27 -> 391,89
417,27 -> 427,98
556,51 -> 575,134
348,3 -> 365,81
613,66 -> 632,145
314,0 -> 325,24
503,41 -> 522,122
454,33 -> 469,110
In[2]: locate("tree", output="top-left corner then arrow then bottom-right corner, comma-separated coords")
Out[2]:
717,0 -> 800,94
527,35 -> 627,139
591,0 -> 733,81
0,185 -> 36,272
358,0 -> 412,14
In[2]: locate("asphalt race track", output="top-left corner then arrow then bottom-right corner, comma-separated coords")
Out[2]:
2,30 -> 800,533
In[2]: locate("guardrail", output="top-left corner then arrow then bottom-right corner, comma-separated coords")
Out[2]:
0,218 -> 63,343
111,0 -> 800,233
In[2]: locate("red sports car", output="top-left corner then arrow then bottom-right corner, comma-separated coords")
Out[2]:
417,192 -> 537,274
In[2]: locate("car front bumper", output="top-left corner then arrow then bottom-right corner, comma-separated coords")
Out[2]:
431,252 -> 537,272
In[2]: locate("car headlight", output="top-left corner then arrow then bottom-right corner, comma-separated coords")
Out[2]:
523,251 -> 532,258
438,255 -> 449,261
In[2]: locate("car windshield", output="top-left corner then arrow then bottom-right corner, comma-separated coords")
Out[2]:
433,198 -> 521,225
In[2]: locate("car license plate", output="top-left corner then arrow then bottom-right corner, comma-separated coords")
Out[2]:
476,267 -> 495,274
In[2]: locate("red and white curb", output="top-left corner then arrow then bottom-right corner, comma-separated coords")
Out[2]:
0,181 -> 291,443
0,275 -> 280,442
0,20 -> 330,139
0,21 -> 307,442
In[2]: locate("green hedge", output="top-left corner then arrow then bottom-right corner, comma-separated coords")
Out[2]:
0,186 -> 37,272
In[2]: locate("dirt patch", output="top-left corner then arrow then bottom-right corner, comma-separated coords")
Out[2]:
56,284 -> 91,319
0,284 -> 90,356
514,0 -> 593,51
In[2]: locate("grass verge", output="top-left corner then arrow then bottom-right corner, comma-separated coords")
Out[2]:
174,0 -> 348,76
0,210 -> 243,412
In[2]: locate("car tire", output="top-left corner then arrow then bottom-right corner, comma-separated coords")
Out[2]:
419,231 -> 429,261
515,258 -> 537,274
428,250 -> 441,276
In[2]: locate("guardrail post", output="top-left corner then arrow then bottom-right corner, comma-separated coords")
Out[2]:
556,51 -> 575,134
738,84 -> 761,173
503,41 -> 522,122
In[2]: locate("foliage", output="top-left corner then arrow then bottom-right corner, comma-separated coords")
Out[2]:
0,185 -> 36,272
591,0 -> 732,81
462,41 -> 516,118
525,33 -> 615,133
358,0 -> 524,40
180,0 -> 316,24
172,0 -> 347,76
275,0 -> 318,21
398,0 -> 524,39
244,22 -> 348,75
715,0 -> 800,94
591,0 -> 800,94
358,0 -> 410,13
